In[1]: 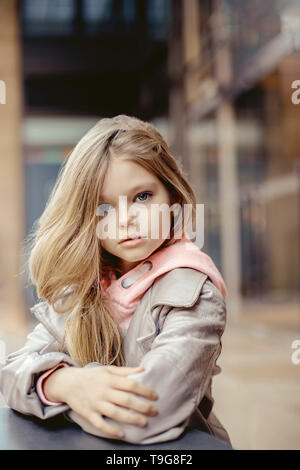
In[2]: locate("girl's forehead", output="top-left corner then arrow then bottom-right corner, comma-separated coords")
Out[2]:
101,160 -> 162,200
106,157 -> 150,176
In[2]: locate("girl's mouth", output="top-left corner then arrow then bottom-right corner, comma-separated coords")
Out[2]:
119,236 -> 147,247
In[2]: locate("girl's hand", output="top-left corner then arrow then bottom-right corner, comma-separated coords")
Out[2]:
43,364 -> 158,439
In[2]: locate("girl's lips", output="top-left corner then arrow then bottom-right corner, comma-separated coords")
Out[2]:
119,236 -> 147,247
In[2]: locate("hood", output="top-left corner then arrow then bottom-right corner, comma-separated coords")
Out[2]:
100,231 -> 227,329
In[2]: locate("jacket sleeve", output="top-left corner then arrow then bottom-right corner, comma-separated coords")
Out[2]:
68,278 -> 227,444
0,322 -> 79,419
36,362 -> 71,406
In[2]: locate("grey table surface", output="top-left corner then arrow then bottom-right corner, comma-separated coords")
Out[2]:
0,408 -> 232,450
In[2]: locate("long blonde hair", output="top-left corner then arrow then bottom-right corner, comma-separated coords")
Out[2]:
26,114 -> 197,367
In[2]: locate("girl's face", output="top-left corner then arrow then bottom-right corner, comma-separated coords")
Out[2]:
97,158 -> 174,275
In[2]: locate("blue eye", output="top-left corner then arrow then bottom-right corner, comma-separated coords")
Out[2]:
135,192 -> 152,202
97,192 -> 152,216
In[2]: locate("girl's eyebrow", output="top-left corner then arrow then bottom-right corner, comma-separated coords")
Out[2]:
99,182 -> 158,203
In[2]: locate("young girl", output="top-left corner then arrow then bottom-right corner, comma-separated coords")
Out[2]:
0,115 -> 232,446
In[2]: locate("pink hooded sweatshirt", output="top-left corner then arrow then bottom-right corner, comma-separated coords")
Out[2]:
100,230 -> 227,330
36,231 -> 227,406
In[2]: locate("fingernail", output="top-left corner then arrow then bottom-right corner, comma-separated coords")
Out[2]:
138,418 -> 147,426
149,406 -> 158,415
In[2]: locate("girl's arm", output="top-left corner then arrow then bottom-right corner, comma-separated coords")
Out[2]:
0,322 -> 79,419
0,321 -> 159,439
68,278 -> 226,445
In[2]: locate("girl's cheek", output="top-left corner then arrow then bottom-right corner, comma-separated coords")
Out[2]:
96,212 -> 118,241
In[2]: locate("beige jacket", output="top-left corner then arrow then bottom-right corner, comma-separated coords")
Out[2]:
0,267 -> 232,447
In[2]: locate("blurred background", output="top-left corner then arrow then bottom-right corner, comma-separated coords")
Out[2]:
0,0 -> 299,449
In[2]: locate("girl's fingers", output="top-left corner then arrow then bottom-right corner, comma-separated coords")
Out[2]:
109,374 -> 158,401
98,401 -> 148,428
107,365 -> 144,376
88,412 -> 124,439
108,389 -> 158,416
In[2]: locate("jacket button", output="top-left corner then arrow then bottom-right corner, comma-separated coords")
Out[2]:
121,261 -> 153,288
121,277 -> 133,288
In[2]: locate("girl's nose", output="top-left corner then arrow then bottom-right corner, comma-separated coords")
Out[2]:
118,209 -> 136,228
118,198 -> 140,229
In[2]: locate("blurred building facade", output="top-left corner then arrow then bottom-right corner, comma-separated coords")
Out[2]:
177,0 -> 300,320
0,0 -> 25,331
0,0 -> 299,329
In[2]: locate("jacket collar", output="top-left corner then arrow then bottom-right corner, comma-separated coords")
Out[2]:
149,267 -> 208,310
126,267 -> 209,356
30,268 -> 209,344
100,232 -> 226,330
